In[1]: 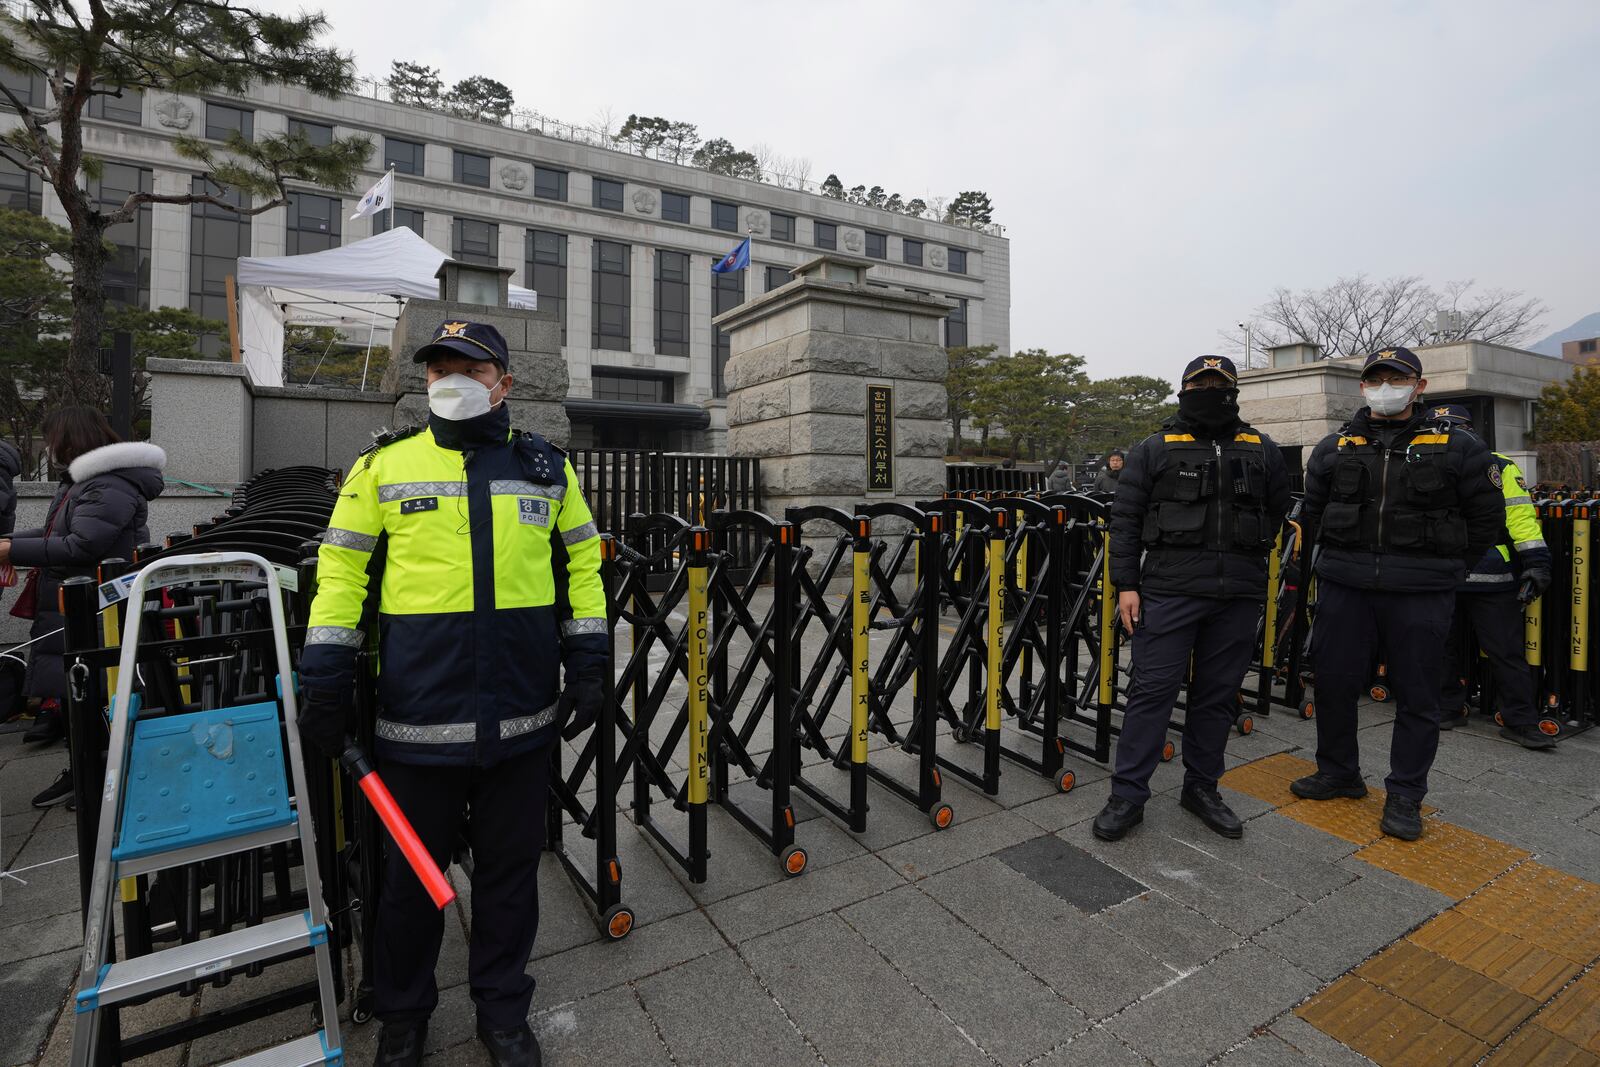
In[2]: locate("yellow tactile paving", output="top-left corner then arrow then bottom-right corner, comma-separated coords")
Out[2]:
1296,975 -> 1490,1066
1354,940 -> 1538,1045
1278,795 -> 1390,844
1406,911 -> 1585,1002
1454,866 -> 1600,965
1218,762 -> 1301,807
1243,751 -> 1319,781
1486,1026 -> 1600,1066
1536,969 -> 1600,1054
1355,821 -> 1531,899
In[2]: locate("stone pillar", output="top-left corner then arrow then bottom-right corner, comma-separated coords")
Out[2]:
717,254 -> 950,515
383,297 -> 570,446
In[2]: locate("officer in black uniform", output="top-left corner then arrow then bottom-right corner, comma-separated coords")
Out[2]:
1292,348 -> 1504,840
1093,355 -> 1291,841
1430,404 -> 1556,749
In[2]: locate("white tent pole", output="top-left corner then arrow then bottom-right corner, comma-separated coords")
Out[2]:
359,299 -> 382,392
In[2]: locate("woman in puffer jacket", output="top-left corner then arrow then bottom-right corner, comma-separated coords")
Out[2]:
0,407 -> 165,808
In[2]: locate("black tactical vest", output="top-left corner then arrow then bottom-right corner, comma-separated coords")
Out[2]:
1141,430 -> 1274,553
1318,425 -> 1468,555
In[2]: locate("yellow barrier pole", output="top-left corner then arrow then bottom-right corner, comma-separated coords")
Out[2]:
686,529 -> 711,881
1263,531 -> 1281,671
1098,529 -> 1116,709
850,519 -> 871,830
984,514 -> 1005,792
1573,505 -> 1590,677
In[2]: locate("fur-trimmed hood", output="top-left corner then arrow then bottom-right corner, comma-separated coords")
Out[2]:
68,441 -> 166,487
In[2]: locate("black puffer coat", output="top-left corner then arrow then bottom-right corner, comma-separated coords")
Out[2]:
0,439 -> 20,535
8,442 -> 165,698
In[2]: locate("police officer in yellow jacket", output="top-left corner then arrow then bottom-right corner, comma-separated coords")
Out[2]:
1430,404 -> 1556,749
300,320 -> 605,1067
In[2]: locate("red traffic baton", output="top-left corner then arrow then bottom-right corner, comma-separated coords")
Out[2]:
340,744 -> 457,910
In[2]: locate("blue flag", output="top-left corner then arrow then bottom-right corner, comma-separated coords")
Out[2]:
712,237 -> 750,273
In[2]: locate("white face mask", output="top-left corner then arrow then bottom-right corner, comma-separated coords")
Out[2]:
1363,381 -> 1416,417
427,373 -> 503,421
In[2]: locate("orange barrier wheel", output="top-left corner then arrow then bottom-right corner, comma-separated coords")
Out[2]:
780,845 -> 808,878
929,803 -> 955,830
604,904 -> 635,941
1058,770 -> 1076,794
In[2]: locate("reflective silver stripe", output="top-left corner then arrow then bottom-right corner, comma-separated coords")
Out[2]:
374,719 -> 475,745
1515,538 -> 1548,551
322,527 -> 378,552
490,479 -> 537,496
378,482 -> 466,503
562,521 -> 598,546
500,702 -> 559,739
305,625 -> 363,648
1466,572 -> 1514,584
1503,495 -> 1533,507
562,617 -> 607,637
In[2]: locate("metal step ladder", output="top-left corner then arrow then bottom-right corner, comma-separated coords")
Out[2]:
72,552 -> 343,1067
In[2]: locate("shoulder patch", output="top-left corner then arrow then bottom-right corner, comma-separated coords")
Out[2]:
1487,463 -> 1502,489
1516,475 -> 1527,491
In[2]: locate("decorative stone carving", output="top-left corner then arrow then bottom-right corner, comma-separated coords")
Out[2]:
499,165 -> 528,191
155,97 -> 193,130
929,245 -> 947,268
632,188 -> 658,214
842,229 -> 863,253
744,210 -> 767,235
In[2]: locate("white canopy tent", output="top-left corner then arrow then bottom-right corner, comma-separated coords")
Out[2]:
234,227 -> 537,387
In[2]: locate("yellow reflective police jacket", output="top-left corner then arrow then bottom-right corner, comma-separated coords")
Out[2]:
1462,452 -> 1551,591
302,412 -> 607,766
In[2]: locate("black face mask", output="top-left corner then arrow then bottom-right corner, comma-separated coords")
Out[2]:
1178,388 -> 1240,434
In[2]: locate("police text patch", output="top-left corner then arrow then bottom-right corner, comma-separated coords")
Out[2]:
400,497 -> 438,514
518,498 -> 550,526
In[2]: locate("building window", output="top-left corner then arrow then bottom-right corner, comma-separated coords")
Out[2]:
661,191 -> 690,223
385,137 -> 425,176
372,206 -> 424,236
948,248 -> 968,274
452,218 -> 497,264
712,271 -> 744,396
189,177 -> 251,358
865,231 -> 887,259
592,239 -> 631,351
205,102 -> 253,141
771,212 -> 795,243
765,266 -> 791,292
593,177 -> 625,211
712,200 -> 739,233
593,371 -> 673,404
88,88 -> 143,125
526,229 -> 567,345
814,221 -> 837,250
654,250 -> 691,357
288,118 -> 333,147
454,150 -> 490,188
286,192 -> 341,255
534,166 -> 567,201
0,65 -> 44,109
0,156 -> 40,214
945,297 -> 968,348
1582,339 -> 1598,354
903,239 -> 923,266
90,163 -> 152,310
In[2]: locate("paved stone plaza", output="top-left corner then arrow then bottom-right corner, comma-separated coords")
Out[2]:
4,694 -> 1600,1067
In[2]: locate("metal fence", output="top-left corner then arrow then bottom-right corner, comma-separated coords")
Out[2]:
946,465 -> 1051,494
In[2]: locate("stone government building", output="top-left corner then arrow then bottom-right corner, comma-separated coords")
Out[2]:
0,67 -> 1011,453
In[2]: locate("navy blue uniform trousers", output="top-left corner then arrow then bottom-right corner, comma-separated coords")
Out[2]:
374,746 -> 550,1030
1111,594 -> 1260,805
1441,589 -> 1537,727
1310,580 -> 1454,801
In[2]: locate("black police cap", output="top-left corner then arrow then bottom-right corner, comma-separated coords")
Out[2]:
413,320 -> 510,371
1428,403 -> 1472,426
1182,355 -> 1238,385
1362,346 -> 1422,378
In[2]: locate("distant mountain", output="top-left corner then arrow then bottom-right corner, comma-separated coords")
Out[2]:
1530,311 -> 1600,357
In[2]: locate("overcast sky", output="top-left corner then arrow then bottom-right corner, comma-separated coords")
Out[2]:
305,0 -> 1599,382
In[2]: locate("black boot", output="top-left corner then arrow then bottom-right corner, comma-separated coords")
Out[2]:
1180,784 -> 1244,839
1380,795 -> 1423,841
373,1022 -> 426,1067
1437,709 -> 1467,731
1499,724 -> 1558,750
23,708 -> 64,745
1092,796 -> 1144,841
1289,772 -> 1368,801
478,1023 -> 542,1067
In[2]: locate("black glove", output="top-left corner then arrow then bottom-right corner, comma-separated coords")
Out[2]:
298,688 -> 350,759
558,675 -> 604,741
1519,564 -> 1552,604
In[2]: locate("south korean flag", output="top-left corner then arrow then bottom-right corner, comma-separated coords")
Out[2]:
350,170 -> 394,220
